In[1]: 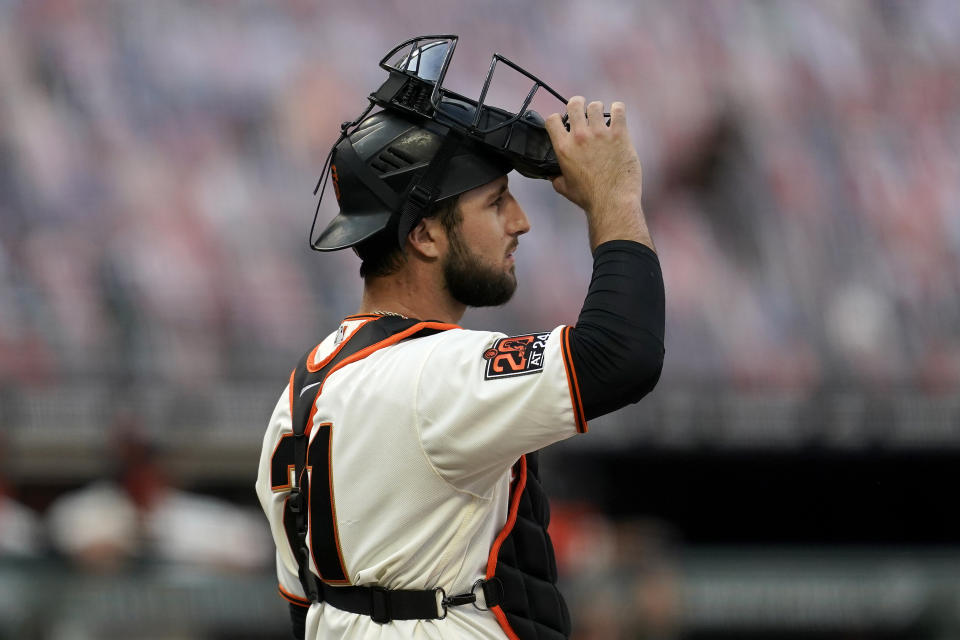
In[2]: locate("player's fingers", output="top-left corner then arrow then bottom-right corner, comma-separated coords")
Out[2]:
586,101 -> 605,130
544,112 -> 566,143
566,96 -> 587,132
609,101 -> 627,133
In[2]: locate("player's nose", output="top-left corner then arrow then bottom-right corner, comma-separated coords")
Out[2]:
506,200 -> 531,237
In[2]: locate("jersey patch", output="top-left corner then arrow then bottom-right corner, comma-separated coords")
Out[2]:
483,333 -> 550,380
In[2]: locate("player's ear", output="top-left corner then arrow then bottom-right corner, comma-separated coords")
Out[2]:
406,217 -> 445,260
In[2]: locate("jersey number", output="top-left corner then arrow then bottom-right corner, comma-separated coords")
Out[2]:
270,424 -> 349,584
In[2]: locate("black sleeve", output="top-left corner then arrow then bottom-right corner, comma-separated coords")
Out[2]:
290,601 -> 309,640
568,240 -> 665,420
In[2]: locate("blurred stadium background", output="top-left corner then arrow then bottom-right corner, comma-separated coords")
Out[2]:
1,0 -> 959,638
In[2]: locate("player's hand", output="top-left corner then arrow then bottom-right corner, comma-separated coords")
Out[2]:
545,97 -> 653,251
544,97 -> 643,217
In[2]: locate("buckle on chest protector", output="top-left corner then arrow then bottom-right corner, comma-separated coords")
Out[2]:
436,584 -> 474,620
471,577 -> 504,611
436,578 -> 505,618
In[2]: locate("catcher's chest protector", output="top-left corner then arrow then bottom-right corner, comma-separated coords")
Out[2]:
287,316 -> 570,638
490,451 -> 572,640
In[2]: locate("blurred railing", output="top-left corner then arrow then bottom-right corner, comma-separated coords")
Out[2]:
677,548 -> 960,634
3,384 -> 960,482
0,559 -> 286,640
3,549 -> 960,639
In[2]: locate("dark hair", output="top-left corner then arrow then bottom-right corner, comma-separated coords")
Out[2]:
357,197 -> 462,280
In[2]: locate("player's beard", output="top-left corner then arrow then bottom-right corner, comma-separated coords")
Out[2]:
443,224 -> 517,307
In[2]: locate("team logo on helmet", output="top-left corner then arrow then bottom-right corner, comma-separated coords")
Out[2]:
331,164 -> 342,203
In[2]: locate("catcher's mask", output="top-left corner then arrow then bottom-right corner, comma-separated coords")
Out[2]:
310,35 -> 572,252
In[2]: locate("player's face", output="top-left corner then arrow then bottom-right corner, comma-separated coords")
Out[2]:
442,176 -> 531,307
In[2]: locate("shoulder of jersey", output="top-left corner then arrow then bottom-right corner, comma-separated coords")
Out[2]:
306,316 -> 501,370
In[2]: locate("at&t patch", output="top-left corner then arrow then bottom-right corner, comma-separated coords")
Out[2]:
483,333 -> 550,379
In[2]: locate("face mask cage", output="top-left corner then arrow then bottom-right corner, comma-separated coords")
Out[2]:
309,35 -> 587,252
375,35 -> 571,178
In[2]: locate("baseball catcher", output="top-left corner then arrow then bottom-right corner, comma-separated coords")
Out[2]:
256,35 -> 665,639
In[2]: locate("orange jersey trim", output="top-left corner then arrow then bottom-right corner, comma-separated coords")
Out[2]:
287,367 -> 296,423
278,582 -> 311,607
306,317 -> 377,373
485,455 -> 528,640
560,326 -> 588,433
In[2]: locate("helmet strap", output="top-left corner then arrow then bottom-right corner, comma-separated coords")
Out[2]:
396,129 -> 465,246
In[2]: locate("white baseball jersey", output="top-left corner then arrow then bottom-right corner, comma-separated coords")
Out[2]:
255,314 -> 587,639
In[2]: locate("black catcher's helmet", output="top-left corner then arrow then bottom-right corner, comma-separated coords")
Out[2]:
310,35 -> 571,252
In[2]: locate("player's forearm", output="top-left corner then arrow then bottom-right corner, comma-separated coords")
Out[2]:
586,193 -> 655,253
545,98 -> 653,253
568,240 -> 665,420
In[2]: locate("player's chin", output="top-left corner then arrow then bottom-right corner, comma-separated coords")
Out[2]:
507,272 -> 519,296
505,267 -> 518,289
446,263 -> 517,307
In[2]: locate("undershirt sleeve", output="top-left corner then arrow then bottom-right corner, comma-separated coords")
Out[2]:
567,240 -> 665,420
